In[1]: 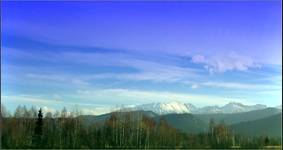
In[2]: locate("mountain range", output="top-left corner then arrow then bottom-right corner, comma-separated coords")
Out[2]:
79,107 -> 282,137
130,101 -> 273,115
78,101 -> 281,137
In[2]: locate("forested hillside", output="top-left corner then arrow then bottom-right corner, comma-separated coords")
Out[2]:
1,106 -> 281,149
231,114 -> 282,137
194,108 -> 281,125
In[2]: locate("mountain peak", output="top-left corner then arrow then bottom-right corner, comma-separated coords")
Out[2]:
163,101 -> 183,105
226,102 -> 245,106
220,102 -> 267,113
276,105 -> 282,109
134,101 -> 196,115
131,101 -> 268,115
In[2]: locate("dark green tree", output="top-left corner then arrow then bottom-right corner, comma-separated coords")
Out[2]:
264,136 -> 270,146
32,108 -> 43,148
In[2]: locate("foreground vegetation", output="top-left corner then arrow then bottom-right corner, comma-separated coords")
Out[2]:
1,106 -> 281,149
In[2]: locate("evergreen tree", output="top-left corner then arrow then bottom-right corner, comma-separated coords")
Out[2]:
32,108 -> 43,148
264,136 -> 270,146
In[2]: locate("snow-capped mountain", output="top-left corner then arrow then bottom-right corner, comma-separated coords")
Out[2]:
134,101 -> 195,114
185,103 -> 198,112
275,105 -> 282,110
194,102 -> 267,114
195,105 -> 222,114
131,101 -> 268,115
220,102 -> 267,113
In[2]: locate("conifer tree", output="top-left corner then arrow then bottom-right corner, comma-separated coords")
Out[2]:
32,108 -> 43,148
264,136 -> 270,146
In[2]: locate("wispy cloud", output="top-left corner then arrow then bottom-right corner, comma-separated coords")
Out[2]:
198,81 -> 280,90
2,1 -> 282,112
26,73 -> 89,86
192,52 -> 261,73
21,49 -> 280,93
1,95 -> 62,106
75,88 -> 250,107
15,48 -> 200,84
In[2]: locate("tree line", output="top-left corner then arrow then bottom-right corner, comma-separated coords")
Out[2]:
1,105 -> 281,149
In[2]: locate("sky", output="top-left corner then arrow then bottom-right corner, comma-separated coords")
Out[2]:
1,0 -> 282,114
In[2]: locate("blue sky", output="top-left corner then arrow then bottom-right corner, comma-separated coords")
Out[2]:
1,1 -> 282,114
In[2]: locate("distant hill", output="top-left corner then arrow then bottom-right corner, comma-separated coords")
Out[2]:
78,110 -> 158,126
78,108 -> 281,137
194,107 -> 281,125
230,114 -> 282,137
155,113 -> 208,134
79,110 -> 207,134
153,108 -> 281,134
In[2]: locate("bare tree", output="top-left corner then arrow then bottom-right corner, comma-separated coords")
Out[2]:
14,105 -> 24,118
29,106 -> 38,118
1,104 -> 11,117
61,107 -> 68,118
45,112 -> 53,118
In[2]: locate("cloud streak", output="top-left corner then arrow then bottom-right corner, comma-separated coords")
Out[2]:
191,81 -> 281,90
192,52 -> 261,73
75,88 -> 252,107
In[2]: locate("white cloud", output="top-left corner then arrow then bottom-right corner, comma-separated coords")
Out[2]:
42,106 -> 56,114
63,52 -> 199,83
184,79 -> 281,92
200,81 -> 280,90
80,107 -> 117,115
1,95 -> 61,105
26,73 -> 89,86
192,52 -> 261,73
192,55 -> 205,62
24,50 -> 200,85
191,84 -> 199,89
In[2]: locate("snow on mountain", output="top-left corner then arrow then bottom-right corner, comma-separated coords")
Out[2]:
195,105 -> 222,114
275,105 -> 282,110
131,101 -> 268,115
221,102 -> 246,113
221,102 -> 267,113
134,101 -> 195,114
248,104 -> 267,111
185,103 -> 198,112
